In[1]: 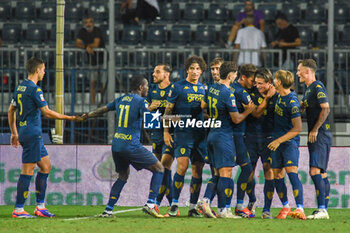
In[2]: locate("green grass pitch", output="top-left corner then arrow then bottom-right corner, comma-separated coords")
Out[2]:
0,206 -> 349,233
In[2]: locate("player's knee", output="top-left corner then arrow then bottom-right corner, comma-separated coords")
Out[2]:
285,166 -> 298,174
151,161 -> 164,173
309,167 -> 320,176
118,170 -> 129,181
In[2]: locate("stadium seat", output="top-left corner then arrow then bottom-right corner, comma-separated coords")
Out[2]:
312,51 -> 327,69
115,50 -> 128,67
315,25 -> 338,47
0,2 -> 10,21
39,2 -> 56,21
65,2 -> 84,22
2,23 -> 22,43
121,25 -> 142,45
304,5 -> 325,23
334,4 -> 349,24
193,25 -> 216,45
15,2 -> 36,21
145,24 -> 167,45
182,3 -> 204,23
232,3 -> 245,21
297,25 -> 314,47
257,4 -> 277,23
334,51 -> 348,69
282,4 -> 300,24
219,25 -> 232,45
160,3 -> 180,22
88,2 -> 108,22
168,25 -> 191,46
25,24 -> 47,44
207,4 -> 227,24
115,3 -> 123,21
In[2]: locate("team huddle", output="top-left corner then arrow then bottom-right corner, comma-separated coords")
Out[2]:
9,57 -> 331,220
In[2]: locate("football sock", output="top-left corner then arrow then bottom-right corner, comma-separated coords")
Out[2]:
156,168 -> 170,205
263,179 -> 275,212
148,171 -> 164,203
217,177 -> 233,209
247,178 -> 256,203
237,163 -> 252,203
275,178 -> 289,206
15,174 -> 32,209
35,172 -> 48,206
203,176 -> 219,201
106,178 -> 126,211
172,172 -> 185,204
311,174 -> 326,209
323,177 -> 330,209
189,177 -> 202,205
225,178 -> 234,208
165,169 -> 173,206
287,172 -> 303,209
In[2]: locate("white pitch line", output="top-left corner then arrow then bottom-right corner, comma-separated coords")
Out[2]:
63,207 -> 141,221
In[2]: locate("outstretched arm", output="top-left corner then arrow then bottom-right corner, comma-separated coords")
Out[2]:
8,104 -> 20,147
84,106 -> 109,119
40,106 -> 77,121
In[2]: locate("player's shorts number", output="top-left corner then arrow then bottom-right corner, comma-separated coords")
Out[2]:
118,104 -> 130,127
208,96 -> 218,118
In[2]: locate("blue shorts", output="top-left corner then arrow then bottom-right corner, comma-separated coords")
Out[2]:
174,130 -> 207,164
233,135 -> 251,166
20,137 -> 48,163
271,140 -> 299,169
152,141 -> 174,158
245,135 -> 265,166
308,131 -> 332,172
112,146 -> 159,172
208,132 -> 236,169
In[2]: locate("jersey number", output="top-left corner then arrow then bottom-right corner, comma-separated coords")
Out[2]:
18,94 -> 23,116
118,104 -> 130,127
208,96 -> 218,118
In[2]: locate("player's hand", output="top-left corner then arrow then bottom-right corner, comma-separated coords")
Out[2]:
308,130 -> 318,143
86,46 -> 94,55
300,101 -> 306,113
264,84 -> 276,99
271,41 -> 278,47
268,139 -> 281,151
10,134 -> 20,148
149,101 -> 161,111
243,101 -> 255,114
163,131 -> 174,148
73,114 -> 86,122
278,41 -> 288,47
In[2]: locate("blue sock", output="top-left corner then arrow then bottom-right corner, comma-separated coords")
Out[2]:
203,176 -> 219,201
275,178 -> 288,205
147,171 -> 164,204
311,174 -> 326,209
172,172 -> 184,204
156,168 -> 170,205
225,178 -> 234,208
217,177 -> 233,209
15,174 -> 32,208
323,177 -> 330,209
165,169 -> 173,206
263,179 -> 275,212
189,177 -> 202,205
287,172 -> 303,208
247,178 -> 256,203
237,163 -> 252,203
35,172 -> 48,204
106,179 -> 127,211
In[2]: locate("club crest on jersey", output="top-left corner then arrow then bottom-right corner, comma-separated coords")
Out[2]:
193,86 -> 198,92
160,90 -> 165,97
291,106 -> 299,114
317,92 -> 326,99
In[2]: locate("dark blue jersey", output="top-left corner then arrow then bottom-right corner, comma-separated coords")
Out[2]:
11,80 -> 48,137
273,91 -> 301,143
167,79 -> 205,132
230,80 -> 252,134
302,81 -> 331,133
204,83 -> 238,134
108,94 -> 149,151
261,92 -> 279,137
246,86 -> 263,136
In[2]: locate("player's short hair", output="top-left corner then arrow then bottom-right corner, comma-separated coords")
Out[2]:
210,57 -> 224,67
239,64 -> 257,79
26,57 -> 45,75
275,70 -> 294,89
298,59 -> 317,73
254,68 -> 273,83
185,55 -> 207,72
220,61 -> 238,80
275,12 -> 288,22
83,15 -> 94,21
157,63 -> 172,74
245,15 -> 255,24
130,75 -> 147,91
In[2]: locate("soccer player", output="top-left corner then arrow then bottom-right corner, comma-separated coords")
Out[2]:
199,61 -> 255,218
297,59 -> 331,219
8,57 -> 80,218
164,55 -> 207,217
230,64 -> 257,218
268,70 -> 306,220
147,64 -> 174,208
210,57 -> 224,84
83,75 -> 164,218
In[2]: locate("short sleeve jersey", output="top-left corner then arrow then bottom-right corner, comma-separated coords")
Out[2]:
204,83 -> 238,135
273,91 -> 301,143
167,79 -> 205,132
107,94 -> 149,151
302,80 -> 331,133
245,86 -> 263,136
237,10 -> 264,29
261,92 -> 279,137
230,80 -> 252,134
11,80 -> 48,137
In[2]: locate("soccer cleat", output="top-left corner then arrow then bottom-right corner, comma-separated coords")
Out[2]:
307,209 -> 329,220
188,208 -> 202,217
276,207 -> 291,219
142,204 -> 164,218
235,207 -> 255,218
98,211 -> 113,218
290,208 -> 306,220
166,205 -> 180,217
217,209 -> 242,219
261,211 -> 274,219
12,210 -> 36,218
34,207 -> 55,218
247,201 -> 257,215
197,200 -> 216,218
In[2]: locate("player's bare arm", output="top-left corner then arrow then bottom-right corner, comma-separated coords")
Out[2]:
148,100 -> 161,111
8,104 -> 20,147
309,102 -> 330,143
84,106 -> 109,119
230,101 -> 255,124
40,106 -> 80,121
201,100 -> 209,119
163,103 -> 175,147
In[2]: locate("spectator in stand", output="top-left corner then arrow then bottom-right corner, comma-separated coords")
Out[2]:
121,0 -> 159,24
